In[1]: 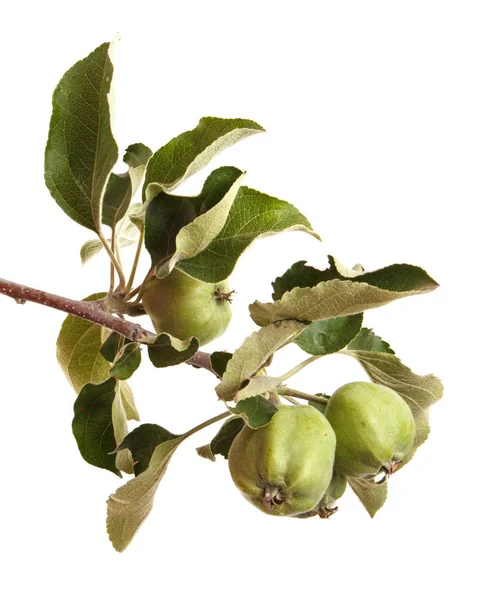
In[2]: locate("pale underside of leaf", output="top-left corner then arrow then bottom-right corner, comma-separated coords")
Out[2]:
112,388 -> 134,474
106,437 -> 183,552
349,478 -> 388,518
250,279 -> 434,327
216,320 -> 305,401
156,172 -> 245,278
235,375 -> 282,402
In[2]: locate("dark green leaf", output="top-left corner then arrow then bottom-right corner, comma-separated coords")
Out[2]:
115,423 -> 179,476
143,117 -> 264,202
147,333 -> 199,368
72,378 -> 120,476
294,314 -> 363,356
123,143 -> 153,168
144,166 -> 244,275
272,256 -> 438,300
110,343 -> 141,380
349,478 -> 388,517
44,41 -> 118,232
347,327 -> 395,354
179,187 -> 319,283
228,395 -> 278,429
197,416 -> 245,461
210,351 -> 233,378
100,331 -> 127,363
101,173 -> 132,229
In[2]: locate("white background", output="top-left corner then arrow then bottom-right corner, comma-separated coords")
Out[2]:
0,1 -> 483,598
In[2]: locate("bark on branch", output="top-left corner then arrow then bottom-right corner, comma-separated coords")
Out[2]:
0,277 -> 214,373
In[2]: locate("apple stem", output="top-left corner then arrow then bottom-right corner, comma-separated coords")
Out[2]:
277,386 -> 328,406
278,355 -> 322,381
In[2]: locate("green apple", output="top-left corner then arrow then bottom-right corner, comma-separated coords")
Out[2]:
141,268 -> 232,346
294,470 -> 347,519
325,382 -> 415,479
228,405 -> 336,517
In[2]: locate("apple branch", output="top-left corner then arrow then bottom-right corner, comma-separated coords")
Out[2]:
0,277 -> 214,372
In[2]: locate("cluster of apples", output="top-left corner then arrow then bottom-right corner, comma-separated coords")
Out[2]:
141,268 -> 416,518
228,382 -> 415,518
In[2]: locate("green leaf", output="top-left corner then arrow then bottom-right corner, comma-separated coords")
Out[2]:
147,333 -> 199,368
179,187 -> 319,283
72,378 -> 120,476
227,395 -> 278,429
57,300 -> 140,422
57,293 -> 111,392
250,277 -> 438,328
210,351 -> 233,378
346,327 -> 395,354
144,167 -> 244,278
216,320 -> 306,401
197,416 -> 245,461
142,117 -> 264,203
123,143 -> 153,168
100,331 -> 126,363
349,478 -> 388,517
294,314 -> 363,356
343,339 -> 443,463
272,257 -> 438,300
107,436 -> 183,551
115,423 -> 179,476
102,145 -> 152,229
110,343 -> 141,380
80,206 -> 142,264
112,386 -> 134,475
44,41 -> 118,232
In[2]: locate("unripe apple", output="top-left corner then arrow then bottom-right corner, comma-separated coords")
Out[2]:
228,405 -> 336,517
294,470 -> 347,518
141,268 -> 232,346
325,382 -> 415,479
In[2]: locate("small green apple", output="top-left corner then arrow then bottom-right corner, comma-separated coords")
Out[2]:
228,405 -> 336,517
141,268 -> 232,346
325,382 -> 415,479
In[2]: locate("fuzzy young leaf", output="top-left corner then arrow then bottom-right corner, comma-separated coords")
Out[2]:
179,187 -> 319,283
216,320 -> 305,401
72,378 -> 120,476
110,343 -> 141,380
227,396 -> 278,429
102,144 -> 152,229
210,351 -> 233,378
143,117 -> 264,202
81,207 -> 142,264
250,278 -> 438,328
120,381 -> 140,421
147,333 -> 199,368
112,387 -> 133,475
349,478 -> 388,517
196,416 -> 245,461
294,314 -> 363,356
115,423 -> 179,476
144,167 -> 244,277
44,41 -> 118,232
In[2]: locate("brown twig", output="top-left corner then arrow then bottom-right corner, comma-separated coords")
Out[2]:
0,277 -> 213,372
